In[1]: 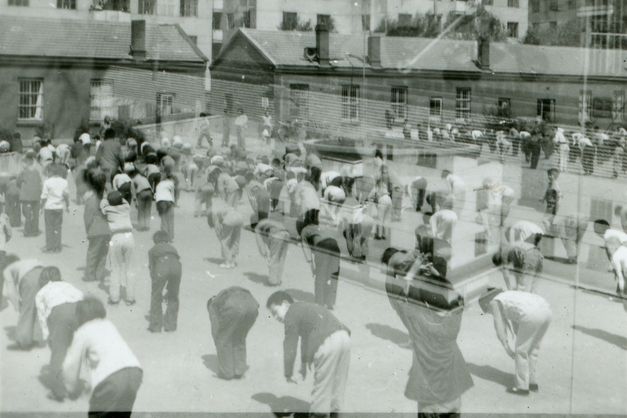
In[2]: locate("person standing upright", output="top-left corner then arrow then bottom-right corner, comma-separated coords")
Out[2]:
207,286 -> 259,380
267,292 -> 351,417
40,164 -> 69,253
17,150 -> 43,237
82,169 -> 111,284
553,127 -> 569,173
147,231 -> 182,332
234,108 -> 248,150
479,289 -> 552,395
95,128 -> 124,186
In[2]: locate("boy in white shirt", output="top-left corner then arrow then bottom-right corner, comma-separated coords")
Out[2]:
40,164 -> 69,253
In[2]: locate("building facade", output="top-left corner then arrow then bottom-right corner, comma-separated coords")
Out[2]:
0,0 -> 215,60
210,28 -> 626,139
0,16 -> 207,140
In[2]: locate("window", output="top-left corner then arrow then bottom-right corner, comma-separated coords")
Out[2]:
180,0 -> 197,16
537,99 -> 556,122
417,152 -> 437,168
227,12 -> 236,29
57,0 -> 76,9
100,0 -> 129,11
456,88 -> 471,119
429,97 -> 443,118
212,42 -> 222,60
282,12 -> 297,30
549,0 -> 558,11
242,9 -> 255,28
507,0 -> 519,7
362,14 -> 371,31
613,90 -> 625,122
592,97 -> 613,119
289,84 -> 309,119
138,0 -> 156,14
8,0 -> 28,5
482,0 -> 493,5
398,13 -> 411,26
157,0 -> 175,15
317,14 -> 331,27
341,85 -> 360,121
507,22 -> 519,37
530,0 -> 539,12
213,12 -> 223,29
18,79 -> 43,120
497,98 -> 511,118
579,90 -> 592,122
157,93 -> 174,118
90,80 -> 114,121
391,86 -> 408,119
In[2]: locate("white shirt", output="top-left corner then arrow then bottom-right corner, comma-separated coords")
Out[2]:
155,178 -> 176,203
324,185 -> 346,203
493,291 -> 551,325
471,130 -> 484,140
63,319 -> 141,393
508,221 -> 543,243
112,173 -> 132,191
39,145 -> 55,164
430,209 -> 457,241
41,176 -> 69,210
611,246 -> 627,288
446,174 -> 465,195
35,281 -> 83,340
603,228 -> 627,245
295,181 -> 320,214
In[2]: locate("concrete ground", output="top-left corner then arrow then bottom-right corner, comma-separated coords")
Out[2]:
1,135 -> 626,416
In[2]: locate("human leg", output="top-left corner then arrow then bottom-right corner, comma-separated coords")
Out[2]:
233,306 -> 258,377
149,271 -> 168,331
164,264 -> 182,332
88,367 -> 143,417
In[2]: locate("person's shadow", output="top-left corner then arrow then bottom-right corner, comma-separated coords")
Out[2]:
251,392 -> 310,417
573,325 -> 627,350
284,289 -> 314,303
467,363 -> 512,388
365,323 -> 411,349
244,272 -> 270,286
204,257 -> 224,265
201,354 -> 220,376
4,326 -> 16,342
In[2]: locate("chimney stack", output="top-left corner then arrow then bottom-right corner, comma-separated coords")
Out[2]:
131,20 -> 147,60
478,37 -> 490,70
368,35 -> 381,67
315,24 -> 330,67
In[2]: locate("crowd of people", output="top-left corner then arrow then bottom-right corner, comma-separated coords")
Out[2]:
0,114 -> 626,418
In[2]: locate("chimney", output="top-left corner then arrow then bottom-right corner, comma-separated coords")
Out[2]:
315,23 -> 330,67
478,37 -> 490,70
131,20 -> 147,60
368,35 -> 381,67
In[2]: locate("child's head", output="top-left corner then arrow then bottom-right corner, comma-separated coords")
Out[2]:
593,219 -> 610,237
107,191 -> 124,206
76,297 -> 106,327
547,168 -> 559,181
39,266 -> 62,287
152,230 -> 170,244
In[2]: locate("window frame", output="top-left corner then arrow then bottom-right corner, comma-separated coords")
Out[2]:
180,0 -> 198,17
89,79 -> 115,122
507,0 -> 519,7
18,78 -> 44,121
537,98 -> 556,123
8,0 -> 29,6
455,87 -> 472,120
579,90 -> 592,123
138,0 -> 156,15
362,14 -> 371,31
56,0 -> 76,9
613,90 -> 625,122
429,97 -> 443,119
157,92 -> 175,118
506,21 -> 519,38
341,84 -> 360,122
390,86 -> 408,120
497,97 -> 512,118
213,11 -> 223,29
282,11 -> 298,30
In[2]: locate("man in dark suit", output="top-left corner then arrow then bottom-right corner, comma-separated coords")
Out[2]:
207,287 -> 259,380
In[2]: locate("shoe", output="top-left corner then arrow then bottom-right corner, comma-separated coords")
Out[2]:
125,300 -> 136,306
41,247 -> 53,253
529,383 -> 539,392
147,327 -> 161,333
107,299 -> 119,305
164,327 -> 176,333
507,387 -> 530,396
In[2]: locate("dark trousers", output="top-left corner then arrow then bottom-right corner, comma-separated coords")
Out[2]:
149,259 -> 182,332
22,200 -> 40,236
313,238 -> 340,309
88,367 -> 143,418
44,209 -> 63,251
118,183 -> 132,206
47,302 -> 80,398
85,235 -> 110,283
148,173 -> 161,194
208,301 -> 258,379
16,267 -> 44,348
6,194 -> 21,227
582,147 -> 595,175
156,201 -> 175,240
530,148 -> 541,169
136,190 -> 153,230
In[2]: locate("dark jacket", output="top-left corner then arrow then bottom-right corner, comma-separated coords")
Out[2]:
83,194 -> 110,238
148,243 -> 181,277
283,302 -> 350,377
96,139 -> 123,173
17,165 -> 42,202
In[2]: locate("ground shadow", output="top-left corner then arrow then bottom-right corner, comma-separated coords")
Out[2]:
244,272 -> 270,286
251,392 -> 310,417
573,325 -> 627,350
365,323 -> 410,349
4,326 -> 16,342
284,289 -> 314,303
204,257 -> 224,265
467,363 -> 512,388
201,354 -> 220,375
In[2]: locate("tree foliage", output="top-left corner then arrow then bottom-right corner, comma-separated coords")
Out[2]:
523,18 -> 582,47
374,13 -> 441,37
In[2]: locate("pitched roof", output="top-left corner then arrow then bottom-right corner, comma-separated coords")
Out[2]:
229,29 -> 626,78
0,15 -> 206,63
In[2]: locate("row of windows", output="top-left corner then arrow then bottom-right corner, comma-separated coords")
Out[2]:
531,0 -> 580,13
288,84 -> 626,123
8,0 -> 197,16
14,79 -> 176,122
